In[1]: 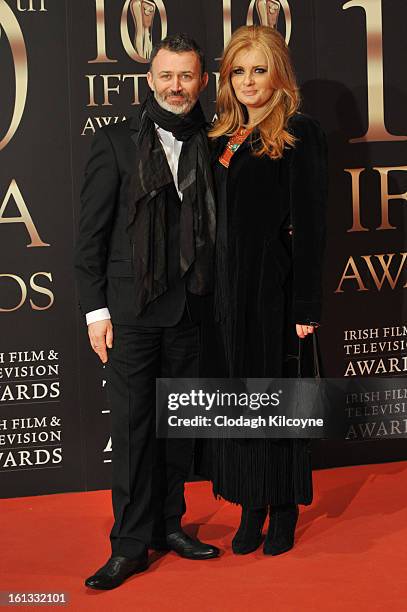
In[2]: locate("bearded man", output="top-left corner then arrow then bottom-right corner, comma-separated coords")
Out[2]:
75,33 -> 218,590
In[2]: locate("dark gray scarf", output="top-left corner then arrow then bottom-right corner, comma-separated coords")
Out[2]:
127,94 -> 216,315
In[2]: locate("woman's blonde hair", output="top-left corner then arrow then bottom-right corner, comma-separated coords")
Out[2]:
209,25 -> 300,159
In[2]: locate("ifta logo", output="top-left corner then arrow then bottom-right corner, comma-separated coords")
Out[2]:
121,0 -> 167,63
0,0 -> 28,151
247,0 -> 292,44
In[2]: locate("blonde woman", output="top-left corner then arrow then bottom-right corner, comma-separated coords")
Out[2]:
201,25 -> 327,556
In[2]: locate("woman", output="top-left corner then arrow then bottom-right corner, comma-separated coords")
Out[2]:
202,25 -> 327,555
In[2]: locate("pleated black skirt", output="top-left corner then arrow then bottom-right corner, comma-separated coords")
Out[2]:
196,438 -> 313,508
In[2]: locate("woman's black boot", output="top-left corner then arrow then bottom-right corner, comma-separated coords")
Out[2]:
232,506 -> 268,554
263,504 -> 299,556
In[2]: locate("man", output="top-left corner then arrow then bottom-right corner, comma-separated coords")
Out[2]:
75,33 -> 218,590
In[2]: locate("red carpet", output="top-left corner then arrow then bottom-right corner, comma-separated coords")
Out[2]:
1,462 -> 407,611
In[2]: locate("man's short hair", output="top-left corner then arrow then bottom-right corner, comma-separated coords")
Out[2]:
150,33 -> 206,75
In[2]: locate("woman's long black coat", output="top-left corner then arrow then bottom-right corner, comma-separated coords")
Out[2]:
196,114 -> 328,507
214,113 -> 328,378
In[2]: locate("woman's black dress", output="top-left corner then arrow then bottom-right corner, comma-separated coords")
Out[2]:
197,113 -> 328,508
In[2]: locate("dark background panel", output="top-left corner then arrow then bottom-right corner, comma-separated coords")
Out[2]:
312,0 -> 407,466
0,0 -> 406,497
0,0 -> 83,497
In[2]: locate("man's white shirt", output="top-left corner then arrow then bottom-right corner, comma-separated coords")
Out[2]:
85,125 -> 183,325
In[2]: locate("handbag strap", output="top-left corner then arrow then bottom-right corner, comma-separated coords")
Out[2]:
297,332 -> 321,379
312,332 -> 321,379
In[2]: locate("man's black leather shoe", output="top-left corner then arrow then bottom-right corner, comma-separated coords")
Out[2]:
166,530 -> 220,559
85,554 -> 148,590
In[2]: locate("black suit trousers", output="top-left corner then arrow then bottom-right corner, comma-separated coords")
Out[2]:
106,313 -> 199,558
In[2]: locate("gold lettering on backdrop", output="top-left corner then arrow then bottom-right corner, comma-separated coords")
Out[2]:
345,166 -> 407,231
85,74 -> 148,107
342,0 -> 406,143
0,275 -> 27,312
361,254 -> 407,290
212,72 -> 220,98
81,116 -> 127,136
0,0 -> 28,151
29,272 -> 54,310
335,256 -> 368,293
344,168 -> 369,232
89,0 -> 117,63
85,75 -> 98,106
0,180 -> 49,248
335,253 -> 407,292
222,0 -> 232,48
102,74 -> 121,106
373,166 -> 407,231
122,74 -> 147,104
0,273 -> 54,312
246,0 -> 291,44
215,0 -> 232,59
16,0 -> 47,11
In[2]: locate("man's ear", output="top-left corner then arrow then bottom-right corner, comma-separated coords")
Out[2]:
200,72 -> 209,91
146,71 -> 154,91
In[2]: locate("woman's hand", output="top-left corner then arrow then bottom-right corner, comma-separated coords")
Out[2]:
296,324 -> 317,339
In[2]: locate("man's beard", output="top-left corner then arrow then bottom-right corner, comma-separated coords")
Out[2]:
154,89 -> 195,115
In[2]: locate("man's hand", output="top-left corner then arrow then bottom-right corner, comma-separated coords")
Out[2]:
296,324 -> 316,339
88,319 -> 113,363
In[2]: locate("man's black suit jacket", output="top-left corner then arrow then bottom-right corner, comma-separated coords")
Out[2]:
75,111 -> 192,327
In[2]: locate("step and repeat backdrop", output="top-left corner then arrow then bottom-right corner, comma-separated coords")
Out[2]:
0,0 -> 406,497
